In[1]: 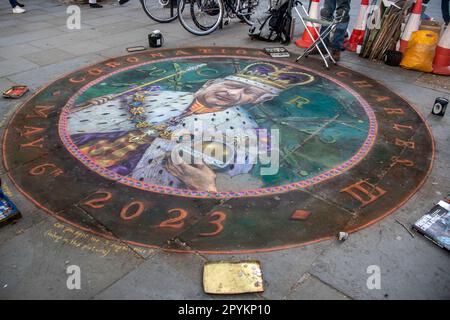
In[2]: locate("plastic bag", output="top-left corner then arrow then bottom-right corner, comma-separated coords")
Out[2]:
400,30 -> 438,72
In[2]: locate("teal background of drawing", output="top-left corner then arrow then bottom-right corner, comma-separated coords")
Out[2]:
73,58 -> 371,187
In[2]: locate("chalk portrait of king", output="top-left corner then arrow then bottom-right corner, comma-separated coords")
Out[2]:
66,62 -> 315,192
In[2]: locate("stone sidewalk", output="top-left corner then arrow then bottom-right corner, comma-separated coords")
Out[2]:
0,0 -> 449,300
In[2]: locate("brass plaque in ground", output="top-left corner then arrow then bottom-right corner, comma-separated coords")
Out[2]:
203,261 -> 264,294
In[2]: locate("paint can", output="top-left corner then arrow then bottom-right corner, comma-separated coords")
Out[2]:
432,97 -> 448,116
149,30 -> 164,48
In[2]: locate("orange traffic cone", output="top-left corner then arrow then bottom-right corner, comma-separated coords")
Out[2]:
347,0 -> 369,52
295,0 -> 321,48
398,0 -> 422,53
433,27 -> 450,75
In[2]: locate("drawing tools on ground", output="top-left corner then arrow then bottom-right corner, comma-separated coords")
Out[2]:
0,183 -> 21,227
413,199 -> 450,251
126,46 -> 147,53
264,47 -> 290,58
2,85 -> 29,99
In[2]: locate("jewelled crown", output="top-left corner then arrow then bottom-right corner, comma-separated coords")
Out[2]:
225,62 -> 314,94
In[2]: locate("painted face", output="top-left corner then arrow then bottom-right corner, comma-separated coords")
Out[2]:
195,80 -> 272,108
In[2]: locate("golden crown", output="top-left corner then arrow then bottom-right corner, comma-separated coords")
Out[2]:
231,62 -> 314,90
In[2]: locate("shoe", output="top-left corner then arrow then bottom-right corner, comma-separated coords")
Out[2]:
12,6 -> 26,13
119,0 -> 130,4
331,49 -> 341,62
17,2 -> 25,7
90,3 -> 103,8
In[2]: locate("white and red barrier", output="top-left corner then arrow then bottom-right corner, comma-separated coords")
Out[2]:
295,0 -> 321,48
347,0 -> 369,52
398,0 -> 422,53
433,27 -> 450,75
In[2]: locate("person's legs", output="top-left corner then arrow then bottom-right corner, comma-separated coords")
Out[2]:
10,0 -> 25,13
421,0 -> 431,20
331,0 -> 351,50
442,0 -> 450,25
331,22 -> 349,50
320,0 -> 337,47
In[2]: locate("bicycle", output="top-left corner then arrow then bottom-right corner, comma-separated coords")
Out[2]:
177,0 -> 271,36
140,0 -> 179,23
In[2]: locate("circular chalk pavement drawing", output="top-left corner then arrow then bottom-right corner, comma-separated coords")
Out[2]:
3,47 -> 434,253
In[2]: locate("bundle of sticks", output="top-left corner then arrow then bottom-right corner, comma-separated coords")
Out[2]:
360,0 -> 414,60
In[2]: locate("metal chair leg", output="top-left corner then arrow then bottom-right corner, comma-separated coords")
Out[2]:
294,1 -> 341,68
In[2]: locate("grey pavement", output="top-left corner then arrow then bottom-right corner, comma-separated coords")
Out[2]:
0,0 -> 449,300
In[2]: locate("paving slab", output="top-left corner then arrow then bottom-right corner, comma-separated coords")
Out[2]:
88,3 -> 143,18
58,41 -> 111,55
286,273 -> 351,300
7,53 -> 105,90
309,213 -> 450,299
0,28 -> 64,47
338,55 -> 424,85
18,11 -> 62,22
94,251 -> 213,300
95,41 -> 145,58
39,4 -> 69,15
0,218 -> 145,299
17,21 -> 55,32
81,13 -> 136,27
0,26 -> 25,39
0,18 -> 19,28
0,57 -> 39,78
28,30 -> 106,50
95,27 -> 155,47
22,48 -> 77,66
26,0 -> 62,9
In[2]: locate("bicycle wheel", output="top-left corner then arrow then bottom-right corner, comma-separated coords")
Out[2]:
178,0 -> 224,36
238,0 -> 271,26
140,0 -> 179,23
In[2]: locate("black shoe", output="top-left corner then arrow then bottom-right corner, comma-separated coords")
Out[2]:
90,3 -> 103,8
17,2 -> 25,7
119,0 -> 130,4
331,49 -> 341,62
